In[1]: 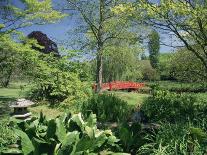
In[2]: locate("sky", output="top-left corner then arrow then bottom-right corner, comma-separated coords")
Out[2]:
15,0 -> 175,54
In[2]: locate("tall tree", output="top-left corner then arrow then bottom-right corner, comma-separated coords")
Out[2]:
0,0 -> 65,87
112,0 -> 207,72
148,30 -> 160,69
0,0 -> 65,34
64,0 -> 140,92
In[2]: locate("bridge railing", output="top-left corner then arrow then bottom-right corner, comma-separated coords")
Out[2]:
93,81 -> 145,91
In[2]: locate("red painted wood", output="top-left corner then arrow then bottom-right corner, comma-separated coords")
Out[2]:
93,81 -> 145,91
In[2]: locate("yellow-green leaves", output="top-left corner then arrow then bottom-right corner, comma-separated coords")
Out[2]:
21,0 -> 67,23
1,0 -> 67,34
0,24 -> 5,29
112,3 -> 135,16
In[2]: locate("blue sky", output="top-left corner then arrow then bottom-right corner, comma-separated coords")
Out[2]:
16,0 -> 174,54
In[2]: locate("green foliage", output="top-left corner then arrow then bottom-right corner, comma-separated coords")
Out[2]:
141,89 -> 207,123
11,113 -> 123,155
82,93 -> 134,122
148,30 -> 160,69
138,123 -> 207,155
170,49 -> 207,82
116,123 -> 145,154
26,53 -> 92,104
139,60 -> 160,81
0,119 -> 18,152
0,33 -> 40,87
102,42 -> 143,82
159,53 -> 175,81
0,0 -> 66,34
113,0 -> 207,70
148,81 -> 207,93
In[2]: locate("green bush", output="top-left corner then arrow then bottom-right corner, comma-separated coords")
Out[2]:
10,112 -> 126,155
115,122 -> 146,154
82,93 -> 133,122
147,81 -> 207,93
141,90 -> 207,123
0,119 -> 18,152
138,123 -> 207,155
25,53 -> 93,105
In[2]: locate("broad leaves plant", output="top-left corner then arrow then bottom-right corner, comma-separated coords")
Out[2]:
12,112 -> 127,155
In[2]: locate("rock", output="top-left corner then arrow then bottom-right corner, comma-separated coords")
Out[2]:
10,98 -> 34,108
28,31 -> 60,57
131,110 -> 148,123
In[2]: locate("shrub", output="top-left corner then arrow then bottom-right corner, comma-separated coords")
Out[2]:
0,119 -> 18,152
82,93 -> 133,122
141,90 -> 207,123
25,52 -> 93,105
139,60 -> 160,81
115,122 -> 146,154
147,81 -> 207,93
138,123 -> 207,155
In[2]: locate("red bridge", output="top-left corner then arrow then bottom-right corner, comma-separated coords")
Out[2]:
93,81 -> 145,91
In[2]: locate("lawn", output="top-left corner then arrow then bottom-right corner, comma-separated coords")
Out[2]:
0,82 -> 150,118
107,91 -> 150,106
29,105 -> 64,119
0,86 -> 22,117
0,82 -> 63,119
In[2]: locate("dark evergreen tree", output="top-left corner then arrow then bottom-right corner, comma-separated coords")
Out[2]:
148,30 -> 160,69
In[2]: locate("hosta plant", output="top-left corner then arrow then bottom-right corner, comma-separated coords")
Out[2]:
11,112 -> 127,155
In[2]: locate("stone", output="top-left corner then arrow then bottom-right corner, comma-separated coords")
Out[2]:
10,98 -> 35,120
131,110 -> 148,123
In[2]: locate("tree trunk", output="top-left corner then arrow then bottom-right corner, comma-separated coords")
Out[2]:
96,47 -> 103,92
95,0 -> 104,93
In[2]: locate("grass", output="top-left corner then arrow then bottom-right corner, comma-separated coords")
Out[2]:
191,93 -> 207,102
107,91 -> 150,106
29,105 -> 64,119
148,81 -> 206,89
0,82 -> 30,117
0,82 -> 63,119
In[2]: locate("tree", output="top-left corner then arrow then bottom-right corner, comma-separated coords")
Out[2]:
148,30 -> 160,69
0,34 -> 41,87
0,0 -> 65,87
102,41 -> 143,82
64,0 -> 141,92
159,53 -> 175,81
170,49 -> 207,82
112,0 -> 207,72
0,0 -> 65,34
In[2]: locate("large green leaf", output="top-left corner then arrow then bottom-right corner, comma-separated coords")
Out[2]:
47,119 -> 56,139
58,131 -> 80,155
86,113 -> 97,127
32,137 -> 56,155
55,118 -> 66,143
76,133 -> 107,152
14,129 -> 34,155
71,113 -> 85,126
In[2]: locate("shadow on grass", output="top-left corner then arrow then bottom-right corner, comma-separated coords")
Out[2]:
0,96 -> 16,117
